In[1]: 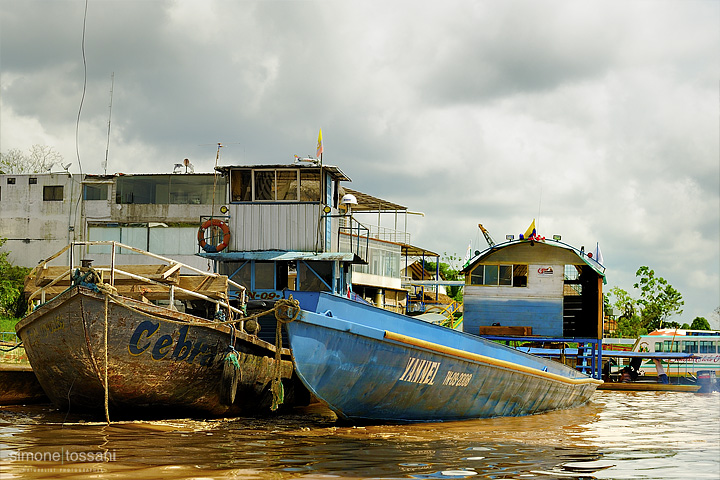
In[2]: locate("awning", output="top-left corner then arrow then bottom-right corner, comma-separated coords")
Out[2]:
400,243 -> 440,258
198,250 -> 367,264
342,187 -> 407,212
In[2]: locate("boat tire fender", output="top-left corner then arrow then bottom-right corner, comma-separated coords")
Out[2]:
198,219 -> 231,253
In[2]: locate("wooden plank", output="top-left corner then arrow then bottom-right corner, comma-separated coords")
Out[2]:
32,265 -> 181,287
478,326 -> 533,336
25,274 -> 227,302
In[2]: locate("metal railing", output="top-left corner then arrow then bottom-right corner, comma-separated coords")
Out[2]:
333,215 -> 370,260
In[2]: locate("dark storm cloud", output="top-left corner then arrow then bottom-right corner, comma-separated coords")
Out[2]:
0,0 -> 717,324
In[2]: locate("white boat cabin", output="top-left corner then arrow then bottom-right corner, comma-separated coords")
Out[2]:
199,162 -> 429,311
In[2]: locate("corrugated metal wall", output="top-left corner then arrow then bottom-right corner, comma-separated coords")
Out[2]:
229,203 -> 324,251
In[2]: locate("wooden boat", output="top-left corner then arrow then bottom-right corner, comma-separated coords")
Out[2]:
280,290 -> 603,422
16,241 -> 307,418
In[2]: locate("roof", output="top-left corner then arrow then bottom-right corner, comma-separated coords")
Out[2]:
461,239 -> 606,279
198,250 -> 366,264
400,244 -> 439,258
342,187 -> 407,212
215,163 -> 351,182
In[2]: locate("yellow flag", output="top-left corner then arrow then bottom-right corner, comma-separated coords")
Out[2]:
316,129 -> 323,158
523,219 -> 536,239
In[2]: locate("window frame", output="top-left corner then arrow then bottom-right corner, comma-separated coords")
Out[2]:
470,264 -> 526,287
229,168 -> 322,203
43,185 -> 64,201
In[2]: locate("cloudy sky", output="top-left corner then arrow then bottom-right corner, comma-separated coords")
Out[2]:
1,0 -> 718,326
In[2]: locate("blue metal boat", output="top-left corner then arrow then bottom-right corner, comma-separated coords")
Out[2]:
282,290 -> 603,422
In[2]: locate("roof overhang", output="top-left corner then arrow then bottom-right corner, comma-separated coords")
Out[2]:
461,239 -> 606,280
215,164 -> 351,182
198,250 -> 366,264
400,243 -> 440,258
342,187 -> 407,212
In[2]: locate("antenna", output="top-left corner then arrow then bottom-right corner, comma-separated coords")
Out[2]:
537,186 -> 543,234
104,72 -> 114,175
211,143 -> 223,218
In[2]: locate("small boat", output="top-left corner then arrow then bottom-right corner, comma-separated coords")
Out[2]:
16,241 -> 307,418
280,290 -> 602,422
601,329 -> 719,392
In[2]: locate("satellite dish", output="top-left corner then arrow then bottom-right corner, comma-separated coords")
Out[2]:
340,194 -> 358,205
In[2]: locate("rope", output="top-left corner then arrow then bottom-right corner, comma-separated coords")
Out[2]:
270,297 -> 301,411
105,292 -> 294,330
0,342 -> 23,352
103,294 -> 110,425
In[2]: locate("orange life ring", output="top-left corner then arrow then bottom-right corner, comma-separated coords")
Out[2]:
198,219 -> 230,253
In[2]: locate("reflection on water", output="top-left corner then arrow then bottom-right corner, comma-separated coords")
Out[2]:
0,392 -> 717,479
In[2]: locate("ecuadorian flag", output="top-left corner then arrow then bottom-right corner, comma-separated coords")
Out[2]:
523,219 -> 536,239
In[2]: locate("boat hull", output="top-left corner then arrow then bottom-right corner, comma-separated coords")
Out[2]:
284,291 -> 601,422
16,287 -> 300,417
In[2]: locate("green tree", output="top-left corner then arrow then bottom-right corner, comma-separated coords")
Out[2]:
633,266 -> 684,331
690,316 -> 711,330
0,145 -> 64,174
424,252 -> 463,302
0,238 -> 30,319
607,286 -> 646,338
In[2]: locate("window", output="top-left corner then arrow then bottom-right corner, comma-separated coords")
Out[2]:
499,265 -> 512,285
513,264 -> 528,287
300,171 -> 321,201
276,171 -> 298,201
229,168 -> 322,202
231,170 -> 252,201
7,178 -> 15,185
470,266 -> 484,285
220,262 -> 251,289
43,185 -> 64,201
699,341 -> 716,353
88,225 -> 197,255
84,184 -> 108,200
655,342 -> 663,352
255,262 -> 275,289
29,177 -> 37,185
470,264 -> 524,286
298,261 -> 332,292
116,175 -> 223,204
682,341 -> 698,354
254,171 -> 275,200
663,340 -> 679,353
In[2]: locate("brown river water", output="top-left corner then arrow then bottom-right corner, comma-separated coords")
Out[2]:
0,391 -> 718,479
